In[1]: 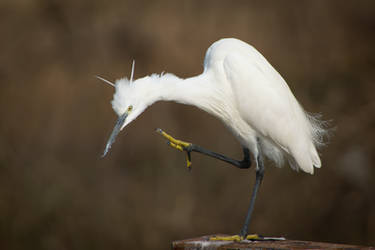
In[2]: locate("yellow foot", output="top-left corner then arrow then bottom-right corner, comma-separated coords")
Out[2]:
210,234 -> 261,242
156,128 -> 193,169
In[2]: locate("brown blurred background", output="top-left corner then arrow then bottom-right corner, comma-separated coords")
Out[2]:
0,0 -> 374,249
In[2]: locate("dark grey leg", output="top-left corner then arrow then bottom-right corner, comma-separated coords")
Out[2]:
184,144 -> 252,169
157,128 -> 251,169
240,145 -> 265,237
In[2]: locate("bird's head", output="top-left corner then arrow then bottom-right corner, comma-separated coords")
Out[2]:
98,61 -> 154,157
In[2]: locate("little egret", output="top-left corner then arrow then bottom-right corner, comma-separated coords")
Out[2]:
99,38 -> 328,240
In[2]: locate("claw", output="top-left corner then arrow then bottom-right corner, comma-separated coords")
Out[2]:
186,152 -> 192,169
156,128 -> 193,169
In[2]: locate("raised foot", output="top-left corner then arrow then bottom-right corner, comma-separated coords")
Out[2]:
210,234 -> 261,242
156,128 -> 193,169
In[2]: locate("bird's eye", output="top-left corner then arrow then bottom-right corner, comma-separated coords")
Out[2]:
127,105 -> 133,112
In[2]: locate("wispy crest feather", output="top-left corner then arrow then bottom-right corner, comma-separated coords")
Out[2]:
95,75 -> 115,87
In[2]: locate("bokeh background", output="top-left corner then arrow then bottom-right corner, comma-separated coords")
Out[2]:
1,0 -> 374,249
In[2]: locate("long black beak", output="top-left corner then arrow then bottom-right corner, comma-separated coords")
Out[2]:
102,112 -> 128,157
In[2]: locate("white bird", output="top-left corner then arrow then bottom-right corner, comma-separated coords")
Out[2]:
99,38 -> 328,240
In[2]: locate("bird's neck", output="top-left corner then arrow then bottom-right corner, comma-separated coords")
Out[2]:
144,72 -> 238,130
146,72 -> 225,116
159,74 -> 208,103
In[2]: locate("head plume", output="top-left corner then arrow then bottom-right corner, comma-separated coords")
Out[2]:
95,60 -> 135,88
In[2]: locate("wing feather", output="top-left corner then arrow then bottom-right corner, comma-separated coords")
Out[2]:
223,52 -> 318,174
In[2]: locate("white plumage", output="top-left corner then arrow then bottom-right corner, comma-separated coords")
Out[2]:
106,38 -> 327,174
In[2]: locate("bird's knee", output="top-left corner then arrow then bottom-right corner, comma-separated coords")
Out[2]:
239,160 -> 252,169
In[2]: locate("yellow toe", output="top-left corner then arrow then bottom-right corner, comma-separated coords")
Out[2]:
210,235 -> 243,241
246,234 -> 260,240
210,234 -> 261,242
157,129 -> 191,148
168,141 -> 184,151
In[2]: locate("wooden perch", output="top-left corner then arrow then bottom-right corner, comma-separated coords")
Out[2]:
172,235 -> 374,250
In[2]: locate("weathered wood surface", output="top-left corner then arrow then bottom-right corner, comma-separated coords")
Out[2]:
172,235 -> 374,250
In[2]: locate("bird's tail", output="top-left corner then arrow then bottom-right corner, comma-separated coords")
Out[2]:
292,112 -> 330,174
310,144 -> 321,168
288,143 -> 317,174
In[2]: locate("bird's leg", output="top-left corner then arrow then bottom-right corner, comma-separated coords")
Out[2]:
239,150 -> 264,238
156,128 -> 251,170
210,148 -> 265,242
